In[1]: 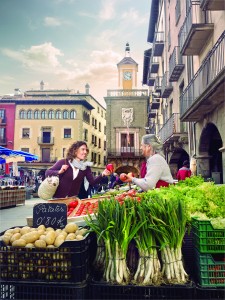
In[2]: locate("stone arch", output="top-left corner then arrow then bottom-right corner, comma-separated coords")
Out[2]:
169,148 -> 190,178
115,165 -> 138,177
198,122 -> 223,182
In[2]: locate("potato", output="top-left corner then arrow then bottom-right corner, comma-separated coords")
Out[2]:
47,245 -> 55,248
2,236 -> 11,245
12,239 -> 27,247
25,243 -> 35,248
12,227 -> 21,234
4,229 -> 14,235
60,231 -> 68,238
37,229 -> 45,236
39,235 -> 46,241
55,229 -> 62,236
37,225 -> 46,231
76,235 -> 84,240
65,233 -> 76,241
10,233 -> 21,243
54,234 -> 65,247
64,223 -> 78,233
46,227 -> 54,232
21,232 -> 39,243
20,226 -> 31,235
45,231 -> 56,245
35,239 -> 47,248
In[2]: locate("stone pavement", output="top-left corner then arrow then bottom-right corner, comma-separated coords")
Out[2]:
0,197 -> 47,233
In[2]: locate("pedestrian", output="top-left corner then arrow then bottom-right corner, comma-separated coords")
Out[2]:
45,141 -> 112,198
123,134 -> 174,190
176,160 -> 192,181
140,160 -> 147,178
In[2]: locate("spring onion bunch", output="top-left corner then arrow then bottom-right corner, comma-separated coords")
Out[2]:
146,197 -> 188,284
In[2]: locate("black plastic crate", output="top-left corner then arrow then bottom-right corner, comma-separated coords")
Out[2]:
0,280 -> 88,300
195,285 -> 225,299
182,229 -> 195,280
89,280 -> 195,299
0,231 -> 95,284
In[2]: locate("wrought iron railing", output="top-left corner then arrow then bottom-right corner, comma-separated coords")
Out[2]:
107,89 -> 148,97
107,148 -> 143,157
37,137 -> 55,144
180,30 -> 225,116
158,113 -> 187,143
169,46 -> 184,78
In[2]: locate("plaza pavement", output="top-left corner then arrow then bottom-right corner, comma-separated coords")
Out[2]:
0,196 -> 47,233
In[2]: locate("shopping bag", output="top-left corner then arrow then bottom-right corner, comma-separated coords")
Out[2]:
38,176 -> 59,200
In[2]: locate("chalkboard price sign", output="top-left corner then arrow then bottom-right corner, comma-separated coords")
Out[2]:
33,203 -> 67,229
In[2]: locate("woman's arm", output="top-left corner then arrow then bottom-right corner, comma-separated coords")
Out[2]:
45,159 -> 68,177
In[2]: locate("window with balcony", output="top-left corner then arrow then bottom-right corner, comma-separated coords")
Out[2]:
22,128 -> 30,138
64,128 -> 71,138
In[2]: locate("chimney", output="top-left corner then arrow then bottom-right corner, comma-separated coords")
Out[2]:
85,83 -> 90,94
40,80 -> 44,91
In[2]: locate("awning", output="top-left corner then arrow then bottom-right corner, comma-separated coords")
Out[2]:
0,146 -> 38,164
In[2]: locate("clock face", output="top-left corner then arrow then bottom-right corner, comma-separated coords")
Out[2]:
123,71 -> 132,80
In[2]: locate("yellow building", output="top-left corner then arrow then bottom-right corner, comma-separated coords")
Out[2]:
12,84 -> 106,175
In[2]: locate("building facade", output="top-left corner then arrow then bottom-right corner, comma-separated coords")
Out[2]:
0,84 -> 106,176
143,0 -> 225,183
105,43 -> 149,176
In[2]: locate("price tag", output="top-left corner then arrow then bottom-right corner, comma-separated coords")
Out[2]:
33,203 -> 67,229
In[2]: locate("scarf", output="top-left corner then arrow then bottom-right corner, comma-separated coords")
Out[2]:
71,159 -> 93,170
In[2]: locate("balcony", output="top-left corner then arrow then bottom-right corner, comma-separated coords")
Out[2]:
169,46 -> 185,82
155,76 -> 162,93
152,32 -> 165,56
148,74 -> 157,86
150,56 -> 160,73
178,2 -> 214,55
200,0 -> 225,10
149,109 -> 157,118
107,89 -> 148,97
151,98 -> 160,110
37,137 -> 54,145
158,113 -> 188,144
161,72 -> 173,98
180,31 -> 225,121
107,148 -> 143,158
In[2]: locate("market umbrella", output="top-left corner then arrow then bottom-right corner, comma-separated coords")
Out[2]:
0,146 -> 38,164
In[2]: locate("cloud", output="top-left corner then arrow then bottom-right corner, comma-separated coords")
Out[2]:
99,0 -> 116,20
44,17 -> 62,27
1,43 -> 63,71
121,8 -> 149,25
0,75 -> 14,85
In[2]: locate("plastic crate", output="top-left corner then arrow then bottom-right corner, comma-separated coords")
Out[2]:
194,248 -> 225,288
89,280 -> 195,299
195,284 -> 225,299
191,218 -> 225,253
182,229 -> 195,279
0,280 -> 88,300
0,231 -> 95,284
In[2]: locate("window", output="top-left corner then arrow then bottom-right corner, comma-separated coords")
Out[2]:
70,110 -> 76,119
92,135 -> 95,144
99,122 -> 101,132
19,110 -> 26,119
64,128 -> 71,138
34,110 -> 40,119
104,141 -> 106,150
101,110 -> 103,117
95,119 -> 97,129
84,129 -> 88,141
48,110 -> 54,119
27,110 -> 32,119
22,128 -> 30,138
92,117 -> 95,126
55,110 -> 62,119
98,138 -> 101,148
98,154 -> 101,164
63,110 -> 69,119
41,110 -> 47,119
97,107 -> 100,113
104,126 -> 106,135
0,109 -> 5,119
21,148 -> 29,153
94,136 -> 97,146
169,99 -> 173,117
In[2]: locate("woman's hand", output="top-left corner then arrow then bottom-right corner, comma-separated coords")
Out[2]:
102,169 -> 111,177
58,164 -> 69,174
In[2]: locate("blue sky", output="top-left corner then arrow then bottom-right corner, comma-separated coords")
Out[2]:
0,0 -> 151,106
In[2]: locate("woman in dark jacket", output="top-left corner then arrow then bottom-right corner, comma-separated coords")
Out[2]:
45,141 -> 111,198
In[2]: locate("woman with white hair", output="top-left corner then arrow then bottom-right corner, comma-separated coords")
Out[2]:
125,134 -> 174,190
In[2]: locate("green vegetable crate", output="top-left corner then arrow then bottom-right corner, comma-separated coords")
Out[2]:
191,217 -> 225,254
194,248 -> 225,288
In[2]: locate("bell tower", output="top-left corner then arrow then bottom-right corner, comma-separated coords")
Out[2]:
117,43 -> 138,90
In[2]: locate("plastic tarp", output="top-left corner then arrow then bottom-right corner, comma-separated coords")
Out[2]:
0,146 -> 38,164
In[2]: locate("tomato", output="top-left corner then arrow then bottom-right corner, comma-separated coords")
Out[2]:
68,200 -> 78,209
120,173 -> 127,182
127,189 -> 136,197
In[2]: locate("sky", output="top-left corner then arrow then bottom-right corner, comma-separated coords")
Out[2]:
0,0 -> 151,107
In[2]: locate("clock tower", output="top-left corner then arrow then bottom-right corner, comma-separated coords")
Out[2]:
117,43 -> 138,90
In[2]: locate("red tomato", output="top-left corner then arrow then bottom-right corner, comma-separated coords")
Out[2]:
120,173 -> 127,182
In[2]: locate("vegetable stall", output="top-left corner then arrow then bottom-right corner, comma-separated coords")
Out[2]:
0,176 -> 224,299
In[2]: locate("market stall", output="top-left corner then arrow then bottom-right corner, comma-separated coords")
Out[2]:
0,146 -> 38,208
0,176 -> 224,299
